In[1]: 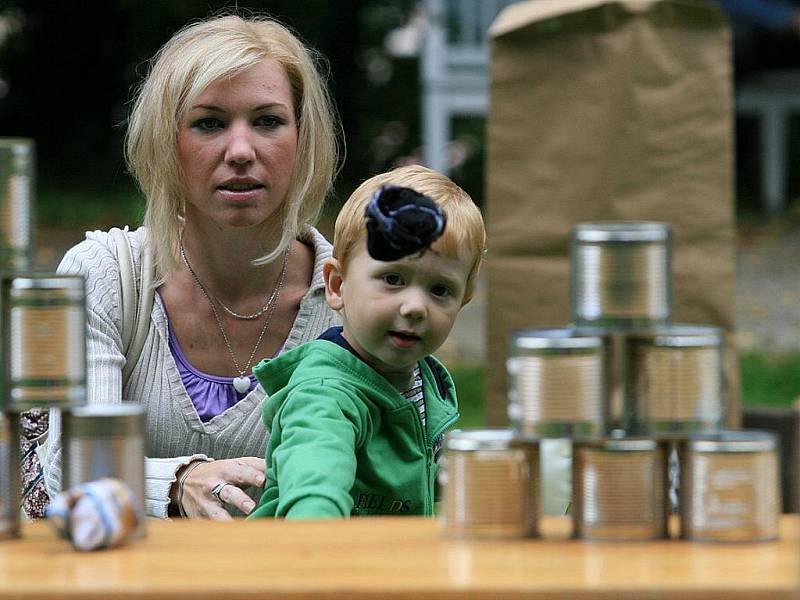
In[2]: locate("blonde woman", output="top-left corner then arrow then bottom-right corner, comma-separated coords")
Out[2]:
41,14 -> 342,519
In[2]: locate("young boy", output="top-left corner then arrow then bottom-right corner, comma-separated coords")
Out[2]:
249,165 -> 486,519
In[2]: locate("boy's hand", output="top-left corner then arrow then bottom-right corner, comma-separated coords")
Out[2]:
175,457 -> 266,519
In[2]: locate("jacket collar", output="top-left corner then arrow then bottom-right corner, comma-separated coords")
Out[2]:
316,326 -> 449,400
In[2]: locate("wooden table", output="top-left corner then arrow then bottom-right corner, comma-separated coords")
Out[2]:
1,516 -> 797,599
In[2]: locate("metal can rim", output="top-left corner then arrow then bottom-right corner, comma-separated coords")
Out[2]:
626,324 -> 723,347
572,221 -> 670,243
70,404 -> 145,418
7,275 -> 84,291
445,429 -> 538,451
682,430 -> 777,453
574,437 -> 660,452
511,328 -> 604,350
0,137 -> 35,151
66,404 -> 145,437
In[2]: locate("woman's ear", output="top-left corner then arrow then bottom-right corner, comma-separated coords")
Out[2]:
323,258 -> 344,311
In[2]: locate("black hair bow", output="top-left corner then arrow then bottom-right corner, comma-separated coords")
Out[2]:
364,185 -> 447,261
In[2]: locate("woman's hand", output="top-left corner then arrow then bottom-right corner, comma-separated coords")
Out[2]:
173,457 -> 266,519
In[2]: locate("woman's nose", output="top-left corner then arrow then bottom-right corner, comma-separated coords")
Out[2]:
224,122 -> 256,165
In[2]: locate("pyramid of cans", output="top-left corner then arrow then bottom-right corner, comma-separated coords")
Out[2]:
0,137 -> 145,539
441,222 -> 781,542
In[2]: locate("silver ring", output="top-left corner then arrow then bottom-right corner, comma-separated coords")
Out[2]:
210,482 -> 229,503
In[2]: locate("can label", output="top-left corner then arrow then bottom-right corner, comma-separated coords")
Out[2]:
443,446 -> 539,538
683,452 -> 779,541
573,445 -> 668,540
8,300 -> 85,407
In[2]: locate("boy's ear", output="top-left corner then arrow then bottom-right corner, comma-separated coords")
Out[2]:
323,258 -> 344,312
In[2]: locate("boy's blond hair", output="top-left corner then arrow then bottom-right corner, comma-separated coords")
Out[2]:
333,165 -> 486,304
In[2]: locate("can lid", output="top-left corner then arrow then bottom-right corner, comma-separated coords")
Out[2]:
682,430 -> 777,453
0,138 -> 35,152
574,436 -> 660,452
627,324 -> 723,347
445,429 -> 538,451
511,328 -> 604,350
8,275 -> 85,291
571,326 -> 615,338
66,404 -> 145,437
572,221 -> 670,243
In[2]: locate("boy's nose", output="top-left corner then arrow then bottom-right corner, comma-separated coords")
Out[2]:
224,122 -> 256,165
399,290 -> 427,321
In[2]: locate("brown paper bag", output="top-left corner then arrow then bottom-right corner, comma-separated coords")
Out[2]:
485,0 -> 739,427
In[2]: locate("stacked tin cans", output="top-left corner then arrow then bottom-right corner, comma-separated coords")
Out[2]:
0,138 -> 37,537
0,138 -> 147,539
0,274 -> 88,538
441,221 -> 781,543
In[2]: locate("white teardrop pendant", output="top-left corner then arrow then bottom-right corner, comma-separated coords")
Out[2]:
233,376 -> 251,394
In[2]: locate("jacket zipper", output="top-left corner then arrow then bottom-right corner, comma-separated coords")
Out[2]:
424,411 -> 459,514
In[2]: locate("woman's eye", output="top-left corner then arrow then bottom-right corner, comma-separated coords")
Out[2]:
191,117 -> 224,132
431,284 -> 452,298
383,274 -> 403,286
255,115 -> 284,129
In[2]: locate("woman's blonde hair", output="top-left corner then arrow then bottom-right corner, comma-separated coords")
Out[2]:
125,14 -> 341,280
333,165 -> 486,304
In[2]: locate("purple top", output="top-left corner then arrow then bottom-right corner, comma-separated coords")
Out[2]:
167,323 -> 258,422
160,290 -> 287,422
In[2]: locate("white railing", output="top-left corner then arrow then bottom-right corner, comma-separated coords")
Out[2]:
736,69 -> 800,215
420,0 -> 518,173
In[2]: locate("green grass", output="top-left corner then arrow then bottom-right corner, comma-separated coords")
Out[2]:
449,364 -> 484,428
740,351 -> 800,408
38,186 -> 144,228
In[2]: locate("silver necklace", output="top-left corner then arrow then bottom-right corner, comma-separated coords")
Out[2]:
217,249 -> 289,320
180,243 -> 289,393
215,255 -> 286,320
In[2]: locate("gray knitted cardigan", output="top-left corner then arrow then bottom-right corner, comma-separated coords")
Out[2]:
39,226 -> 340,518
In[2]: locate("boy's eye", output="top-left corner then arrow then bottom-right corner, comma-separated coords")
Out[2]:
430,284 -> 452,298
191,117 -> 224,132
383,273 -> 404,286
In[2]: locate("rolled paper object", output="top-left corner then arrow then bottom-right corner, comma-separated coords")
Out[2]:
46,478 -> 143,551
365,185 -> 446,261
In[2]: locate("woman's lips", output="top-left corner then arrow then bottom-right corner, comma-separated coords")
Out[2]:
217,184 -> 265,202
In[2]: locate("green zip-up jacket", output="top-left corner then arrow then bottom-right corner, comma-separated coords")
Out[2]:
248,328 -> 459,519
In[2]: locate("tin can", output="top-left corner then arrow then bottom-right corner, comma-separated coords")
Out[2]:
1,275 -> 86,412
624,325 -> 724,433
571,221 -> 671,329
679,431 -> 780,542
508,328 -> 608,436
0,414 -> 20,539
441,429 -> 540,538
62,404 -> 146,533
572,437 -> 669,541
0,138 -> 34,272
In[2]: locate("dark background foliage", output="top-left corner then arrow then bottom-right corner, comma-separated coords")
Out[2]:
3,1 -> 799,224
0,1 -> 438,225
